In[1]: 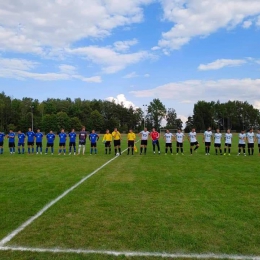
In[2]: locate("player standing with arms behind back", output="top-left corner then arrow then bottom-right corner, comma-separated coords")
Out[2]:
26,127 -> 35,154
214,128 -> 222,155
102,129 -> 112,154
164,129 -> 173,155
58,129 -> 67,155
203,127 -> 213,155
188,128 -> 199,155
45,130 -> 55,155
78,126 -> 87,155
7,129 -> 15,154
151,128 -> 160,154
35,129 -> 44,155
175,129 -> 185,155
127,129 -> 136,155
224,129 -> 232,156
112,128 -> 121,156
89,130 -> 99,155
247,128 -> 255,156
237,130 -> 246,156
256,129 -> 260,156
0,131 -> 5,154
68,129 -> 77,155
17,130 -> 26,154
139,128 -> 149,155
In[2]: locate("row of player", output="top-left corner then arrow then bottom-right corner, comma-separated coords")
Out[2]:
0,127 -> 259,156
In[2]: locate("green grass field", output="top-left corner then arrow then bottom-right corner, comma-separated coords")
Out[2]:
0,134 -> 260,260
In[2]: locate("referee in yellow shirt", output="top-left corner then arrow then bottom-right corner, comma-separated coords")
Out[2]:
127,129 -> 136,155
102,129 -> 112,154
112,128 -> 121,155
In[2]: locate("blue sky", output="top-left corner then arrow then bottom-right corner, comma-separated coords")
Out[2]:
1,0 -> 260,123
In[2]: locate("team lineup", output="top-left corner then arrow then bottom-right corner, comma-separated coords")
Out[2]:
0,126 -> 260,156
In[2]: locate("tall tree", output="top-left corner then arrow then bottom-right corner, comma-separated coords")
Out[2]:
147,99 -> 166,130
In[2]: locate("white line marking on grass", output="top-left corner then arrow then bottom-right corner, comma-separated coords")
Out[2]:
0,246 -> 260,260
0,144 -> 134,247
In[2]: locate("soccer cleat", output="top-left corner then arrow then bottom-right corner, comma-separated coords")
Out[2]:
176,153 -> 178,155
58,153 -> 61,155
45,153 -> 47,155
224,153 -> 226,155
205,153 -> 208,155
69,153 -> 71,155
237,153 -> 240,156
244,154 -> 246,156
228,154 -> 231,156
36,152 -> 38,155
153,152 -> 155,154
51,153 -> 53,155
74,152 -> 76,155
40,152 -> 42,155
64,153 -> 66,155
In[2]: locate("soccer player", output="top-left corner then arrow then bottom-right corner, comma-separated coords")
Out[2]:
127,129 -> 136,155
58,129 -> 67,155
102,129 -> 112,154
78,126 -> 87,155
256,129 -> 260,156
89,130 -> 99,155
224,129 -> 232,155
164,129 -> 173,155
150,128 -> 160,154
247,128 -> 255,156
203,127 -> 213,155
175,129 -> 185,155
112,128 -> 121,155
139,128 -> 149,155
237,130 -> 246,156
35,129 -> 44,154
188,128 -> 199,155
17,130 -> 26,154
68,129 -> 77,155
26,128 -> 35,154
7,129 -> 15,154
0,131 -> 5,154
214,128 -> 222,155
45,130 -> 55,155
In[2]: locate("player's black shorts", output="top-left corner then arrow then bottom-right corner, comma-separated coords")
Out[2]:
190,141 -> 199,146
9,143 -> 15,148
0,142 -> 3,146
18,143 -> 24,147
248,143 -> 254,148
79,141 -> 86,145
114,140 -> 121,146
27,142 -> 34,146
205,142 -> 211,146
214,143 -> 221,148
105,141 -> 111,147
128,140 -> 134,147
238,144 -> 245,148
69,142 -> 76,147
59,143 -> 66,147
166,143 -> 172,148
225,143 -> 232,147
141,140 -> 148,146
258,144 -> 260,148
36,142 -> 42,147
47,143 -> 54,148
177,142 -> 183,148
91,142 -> 97,147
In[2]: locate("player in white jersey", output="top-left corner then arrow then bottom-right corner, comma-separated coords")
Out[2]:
256,129 -> 260,155
214,128 -> 222,155
175,129 -> 185,155
224,129 -> 232,155
164,129 -> 174,155
139,128 -> 149,155
188,128 -> 199,155
237,130 -> 246,156
203,127 -> 213,155
247,128 -> 255,155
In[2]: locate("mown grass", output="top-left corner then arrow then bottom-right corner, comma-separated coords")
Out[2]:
1,134 -> 260,259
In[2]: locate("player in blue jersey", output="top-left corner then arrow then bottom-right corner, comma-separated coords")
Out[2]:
78,126 -> 87,155
35,129 -> 44,154
0,131 -> 5,154
58,129 -> 67,155
69,129 -> 77,155
89,129 -> 99,155
45,130 -> 55,155
26,128 -> 35,154
7,129 -> 15,154
17,130 -> 26,154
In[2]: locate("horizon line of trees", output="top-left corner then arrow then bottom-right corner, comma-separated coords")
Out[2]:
0,92 -> 259,133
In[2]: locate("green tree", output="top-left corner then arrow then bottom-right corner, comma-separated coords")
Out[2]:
147,99 -> 166,130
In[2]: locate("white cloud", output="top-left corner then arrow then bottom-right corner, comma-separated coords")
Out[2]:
67,45 -> 152,74
144,73 -> 150,77
0,0 -> 152,54
242,20 -> 253,28
256,15 -> 260,26
106,94 -> 137,108
113,39 -> 138,52
130,78 -> 260,108
0,58 -> 101,82
157,0 -> 260,51
198,59 -> 246,70
123,72 -> 139,78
